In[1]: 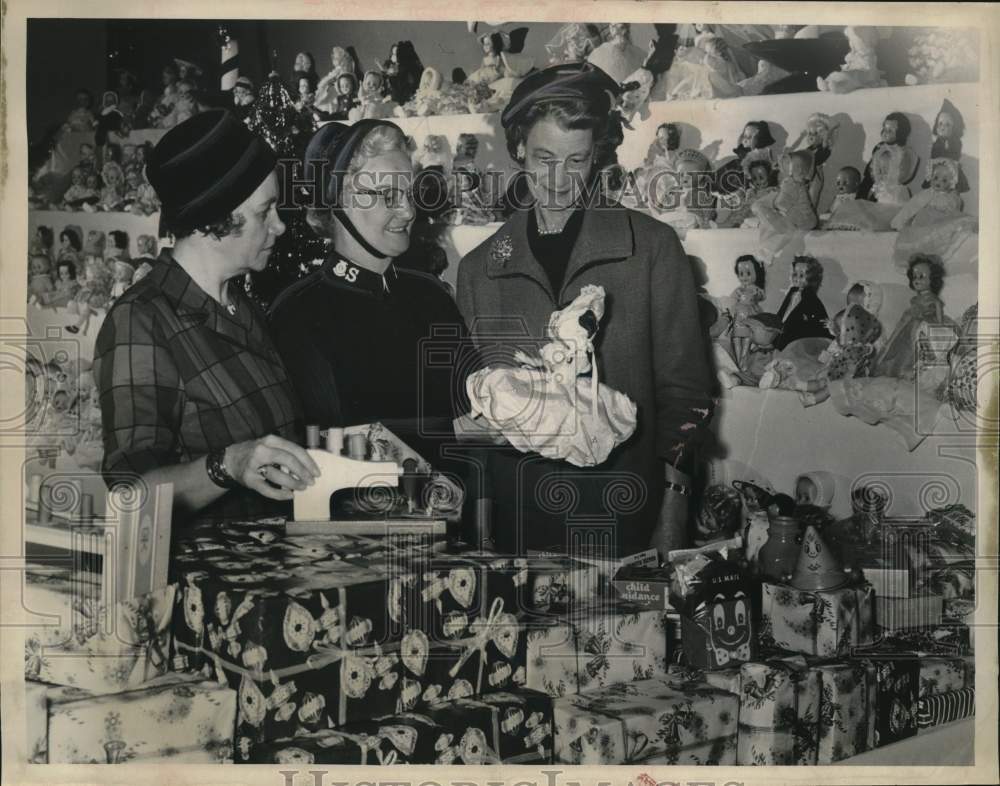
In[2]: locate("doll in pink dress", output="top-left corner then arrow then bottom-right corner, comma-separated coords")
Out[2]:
728,254 -> 767,367
891,158 -> 978,270
751,151 -> 819,261
873,254 -> 948,379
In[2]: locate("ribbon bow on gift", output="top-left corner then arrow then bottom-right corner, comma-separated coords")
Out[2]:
447,597 -> 514,692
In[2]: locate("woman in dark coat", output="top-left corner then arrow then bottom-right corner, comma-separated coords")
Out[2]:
456,62 -> 715,557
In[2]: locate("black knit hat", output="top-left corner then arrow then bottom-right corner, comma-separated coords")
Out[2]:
146,109 -> 276,235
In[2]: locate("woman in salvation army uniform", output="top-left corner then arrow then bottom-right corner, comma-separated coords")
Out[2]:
268,120 -> 476,482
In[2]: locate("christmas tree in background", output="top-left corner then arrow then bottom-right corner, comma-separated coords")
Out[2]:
243,70 -> 326,308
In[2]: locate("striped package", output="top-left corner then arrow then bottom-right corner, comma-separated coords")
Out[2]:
917,688 -> 975,728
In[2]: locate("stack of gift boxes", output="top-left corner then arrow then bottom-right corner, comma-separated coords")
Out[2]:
23,502 -> 976,765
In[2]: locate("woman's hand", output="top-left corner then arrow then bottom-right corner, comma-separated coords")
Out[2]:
224,435 -> 321,500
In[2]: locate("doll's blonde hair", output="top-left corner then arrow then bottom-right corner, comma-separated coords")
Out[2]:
926,157 -> 960,190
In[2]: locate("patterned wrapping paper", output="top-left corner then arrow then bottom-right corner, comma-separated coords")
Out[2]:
248,688 -> 554,764
525,618 -> 580,697
552,677 -> 739,765
41,671 -> 236,763
918,656 -> 968,698
732,659 -> 822,765
25,680 -> 48,764
855,655 -> 920,747
760,582 -> 875,657
396,598 -> 528,712
917,688 -> 975,729
568,603 -> 671,693
24,583 -> 176,694
812,660 -> 877,763
881,624 -> 973,655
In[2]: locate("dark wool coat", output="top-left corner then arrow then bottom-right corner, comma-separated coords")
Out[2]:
456,203 -> 715,555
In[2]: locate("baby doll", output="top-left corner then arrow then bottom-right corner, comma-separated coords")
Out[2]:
403,67 -> 447,117
40,260 -> 81,308
314,46 -> 359,114
717,312 -> 784,388
586,22 -> 647,83
775,255 -> 832,350
61,167 -> 93,209
65,89 -> 97,132
821,303 -> 883,381
826,280 -> 884,347
77,143 -> 97,175
644,123 -> 681,171
56,226 -> 83,267
546,22 -> 603,65
349,70 -> 400,121
874,254 -> 948,379
921,100 -> 969,195
98,161 -> 126,211
129,169 -> 160,216
413,135 -> 451,173
715,120 -> 777,197
816,26 -> 887,93
294,73 -> 318,114
27,255 -> 54,305
663,33 -> 745,101
892,158 -> 978,269
858,112 -> 919,202
822,166 -> 862,227
653,149 -> 717,235
789,113 -> 838,209
619,68 -> 655,124
727,254 -> 767,367
323,73 -> 356,120
468,29 -> 527,84
30,226 -> 54,266
105,230 -> 130,263
110,259 -> 136,300
719,159 -> 778,229
751,151 -> 819,261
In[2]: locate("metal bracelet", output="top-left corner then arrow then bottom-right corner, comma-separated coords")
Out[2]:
664,480 -> 691,497
206,448 -> 238,490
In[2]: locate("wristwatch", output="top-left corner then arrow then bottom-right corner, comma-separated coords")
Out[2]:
206,448 -> 239,490
664,480 -> 691,497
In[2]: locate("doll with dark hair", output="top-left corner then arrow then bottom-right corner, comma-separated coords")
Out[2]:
327,73 -> 359,120
645,122 -> 682,170
921,99 -> 969,195
715,120 -> 776,196
858,112 -> 919,202
728,254 -> 766,366
56,225 -> 83,266
382,41 -> 424,105
293,52 -> 319,84
774,255 -> 832,350
874,254 -> 948,379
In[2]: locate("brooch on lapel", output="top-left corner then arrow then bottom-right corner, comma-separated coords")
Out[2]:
490,236 -> 513,268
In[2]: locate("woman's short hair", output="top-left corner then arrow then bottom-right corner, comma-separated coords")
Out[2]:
504,97 -> 624,176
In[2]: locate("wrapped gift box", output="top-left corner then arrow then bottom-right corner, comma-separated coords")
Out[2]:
249,688 -> 554,764
36,671 -> 235,763
24,581 -> 175,693
569,603 -> 670,693
761,582 -> 874,657
876,594 -> 943,632
918,656 -> 969,698
813,660 -> 877,763
917,688 -> 975,729
525,618 -> 580,697
881,624 -> 973,655
531,545 -> 657,605
855,654 -> 920,747
553,677 -> 739,765
710,658 -> 821,765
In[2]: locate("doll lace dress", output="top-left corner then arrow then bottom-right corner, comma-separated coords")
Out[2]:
465,286 -> 637,468
891,189 -> 978,270
873,291 -> 948,379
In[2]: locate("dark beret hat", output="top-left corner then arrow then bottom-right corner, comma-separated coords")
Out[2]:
501,61 -> 623,130
145,109 -> 276,233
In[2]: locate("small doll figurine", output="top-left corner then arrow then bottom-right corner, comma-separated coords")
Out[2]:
413,134 -> 451,173
751,150 -> 819,261
131,171 -> 161,216
921,99 -> 969,195
652,148 -> 716,235
826,280 -> 884,347
719,159 -> 777,229
383,41 -> 423,105
231,76 -> 256,121
775,255 -> 832,350
122,168 -> 143,207
27,255 -> 55,305
788,113 -> 838,209
820,303 -> 883,381
587,22 -> 648,83
402,67 -> 445,117
822,166 -> 861,226
694,485 -> 743,545
816,26 -> 887,93
60,167 -> 91,209
330,73 -> 359,120
644,123 -> 681,170
98,161 -> 126,211
105,230 -> 130,263
77,142 -> 97,174
717,312 -> 783,388
891,158 -> 978,269
619,67 -> 655,124
314,46 -> 360,114
545,22 -> 603,65
874,254 -> 948,379
109,259 -> 136,300
294,74 -> 317,112
858,112 -> 919,202
120,143 -> 138,172
95,90 -> 124,149
162,80 -> 203,128
82,173 -> 101,205
131,235 -> 157,285
348,70 -> 400,120
663,32 -> 745,101
56,225 -> 83,266
30,225 -> 54,264
64,89 -> 97,132
469,27 -> 532,85
42,259 -> 81,308
292,52 -> 319,84
728,254 -> 767,367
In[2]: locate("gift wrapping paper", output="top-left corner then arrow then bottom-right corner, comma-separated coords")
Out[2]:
25,680 -> 48,764
918,656 -> 969,698
813,660 -> 877,763
856,655 -> 920,747
569,603 -> 671,693
733,659 -> 822,765
249,688 -> 554,764
876,594 -> 944,632
917,688 -> 975,729
881,624 -> 973,655
24,582 -> 175,694
553,677 -> 739,765
525,618 -> 580,697
39,671 -> 235,763
761,582 -> 874,657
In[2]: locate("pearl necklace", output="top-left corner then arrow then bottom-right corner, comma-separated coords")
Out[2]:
535,211 -> 571,236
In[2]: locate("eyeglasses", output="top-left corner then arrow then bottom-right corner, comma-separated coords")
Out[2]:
352,187 -> 415,211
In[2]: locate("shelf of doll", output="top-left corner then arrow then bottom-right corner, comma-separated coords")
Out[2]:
710,383 -> 979,520
29,209 -> 162,260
